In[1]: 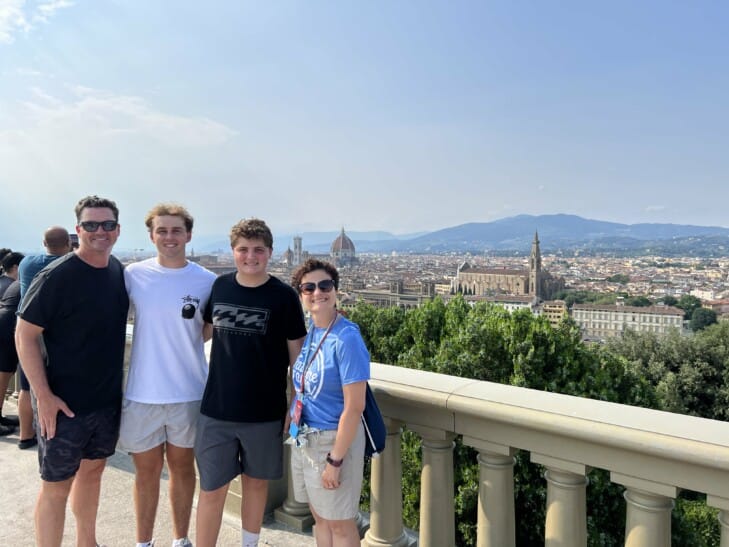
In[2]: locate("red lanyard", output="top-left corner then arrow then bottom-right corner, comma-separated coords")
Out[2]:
298,313 -> 339,395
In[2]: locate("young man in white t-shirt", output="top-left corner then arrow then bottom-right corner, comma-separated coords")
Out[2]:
120,204 -> 216,547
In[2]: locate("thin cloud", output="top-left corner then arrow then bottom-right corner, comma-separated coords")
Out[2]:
6,85 -> 238,148
0,0 -> 30,43
15,67 -> 43,76
34,0 -> 73,23
645,205 -> 666,212
0,0 -> 73,44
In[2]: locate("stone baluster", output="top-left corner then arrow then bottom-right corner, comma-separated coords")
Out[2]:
531,454 -> 589,547
463,438 -> 516,547
612,473 -> 677,547
362,418 -> 412,547
413,427 -> 456,547
274,443 -> 314,530
707,496 -> 729,547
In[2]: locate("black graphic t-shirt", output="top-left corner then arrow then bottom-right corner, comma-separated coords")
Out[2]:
201,273 -> 306,422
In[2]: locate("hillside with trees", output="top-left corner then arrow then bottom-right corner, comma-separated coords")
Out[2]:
347,296 -> 726,546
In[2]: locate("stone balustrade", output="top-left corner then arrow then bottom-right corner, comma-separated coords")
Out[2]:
273,362 -> 729,546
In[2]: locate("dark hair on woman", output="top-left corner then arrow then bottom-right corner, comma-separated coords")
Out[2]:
291,259 -> 339,293
1,251 -> 25,272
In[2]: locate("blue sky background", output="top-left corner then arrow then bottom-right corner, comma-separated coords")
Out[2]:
1,1 -> 728,251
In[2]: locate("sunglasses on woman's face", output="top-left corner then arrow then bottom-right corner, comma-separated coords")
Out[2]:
299,279 -> 336,294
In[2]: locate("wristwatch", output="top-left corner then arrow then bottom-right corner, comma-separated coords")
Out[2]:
326,452 -> 344,467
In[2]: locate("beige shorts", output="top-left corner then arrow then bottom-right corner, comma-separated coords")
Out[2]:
118,399 -> 200,453
290,422 -> 366,520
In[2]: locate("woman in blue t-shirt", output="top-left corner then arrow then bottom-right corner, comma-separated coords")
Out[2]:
289,259 -> 370,547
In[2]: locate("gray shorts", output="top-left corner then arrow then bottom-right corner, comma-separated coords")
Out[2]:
291,423 -> 365,520
194,414 -> 284,491
118,399 -> 200,453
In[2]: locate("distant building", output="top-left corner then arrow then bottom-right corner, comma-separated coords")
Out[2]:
293,236 -> 303,265
705,299 -> 729,321
539,300 -> 568,328
455,232 -> 564,299
571,301 -> 684,340
330,227 -> 356,266
349,279 -> 436,309
482,294 -> 538,313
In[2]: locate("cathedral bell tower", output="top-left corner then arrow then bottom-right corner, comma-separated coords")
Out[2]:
529,231 -> 542,298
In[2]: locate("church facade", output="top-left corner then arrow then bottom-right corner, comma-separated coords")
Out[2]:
455,232 -> 564,300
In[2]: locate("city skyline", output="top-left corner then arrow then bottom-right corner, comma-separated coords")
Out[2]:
2,1 -> 729,251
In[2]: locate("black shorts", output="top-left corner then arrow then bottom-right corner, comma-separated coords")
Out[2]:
17,363 -> 29,391
37,406 -> 121,482
0,342 -> 18,373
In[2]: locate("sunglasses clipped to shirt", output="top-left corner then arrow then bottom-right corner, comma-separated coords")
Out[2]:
299,279 -> 336,294
79,220 -> 118,232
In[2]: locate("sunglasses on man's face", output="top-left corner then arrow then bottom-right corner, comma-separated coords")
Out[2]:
299,279 -> 336,294
79,220 -> 118,232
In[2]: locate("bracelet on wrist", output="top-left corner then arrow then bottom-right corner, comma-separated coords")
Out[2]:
326,452 -> 344,467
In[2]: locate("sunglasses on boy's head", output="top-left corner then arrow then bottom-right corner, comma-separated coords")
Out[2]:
79,220 -> 118,232
299,279 -> 336,294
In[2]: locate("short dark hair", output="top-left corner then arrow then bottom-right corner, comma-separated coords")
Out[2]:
229,218 -> 273,248
144,203 -> 194,232
291,259 -> 339,293
74,195 -> 119,222
0,249 -> 10,274
43,227 -> 71,252
1,251 -> 25,272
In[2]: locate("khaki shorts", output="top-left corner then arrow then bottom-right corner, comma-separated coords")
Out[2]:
291,422 -> 365,520
118,399 -> 200,453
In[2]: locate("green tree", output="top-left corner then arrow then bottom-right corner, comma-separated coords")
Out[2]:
677,294 -> 703,319
625,295 -> 653,307
350,299 -> 661,545
690,308 -> 717,332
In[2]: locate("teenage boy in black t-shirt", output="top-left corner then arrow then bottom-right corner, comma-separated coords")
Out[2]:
194,218 -> 306,547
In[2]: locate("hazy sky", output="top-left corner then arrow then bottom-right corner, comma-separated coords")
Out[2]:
2,1 -> 728,251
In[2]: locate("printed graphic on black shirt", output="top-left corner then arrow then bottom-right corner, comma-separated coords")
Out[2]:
212,303 -> 269,334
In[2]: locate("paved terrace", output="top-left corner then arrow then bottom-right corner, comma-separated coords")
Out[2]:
0,398 -> 315,547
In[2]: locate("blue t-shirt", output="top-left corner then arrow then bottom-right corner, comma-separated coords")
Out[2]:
292,316 -> 370,430
18,254 -> 63,303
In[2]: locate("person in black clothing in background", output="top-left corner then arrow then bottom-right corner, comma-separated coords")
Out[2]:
0,251 -> 25,435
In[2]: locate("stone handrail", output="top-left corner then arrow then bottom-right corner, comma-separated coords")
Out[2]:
349,362 -> 729,547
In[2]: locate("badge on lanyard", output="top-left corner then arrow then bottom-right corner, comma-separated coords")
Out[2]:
288,393 -> 304,438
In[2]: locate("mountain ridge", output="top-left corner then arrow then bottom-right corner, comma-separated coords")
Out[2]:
192,214 -> 729,257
